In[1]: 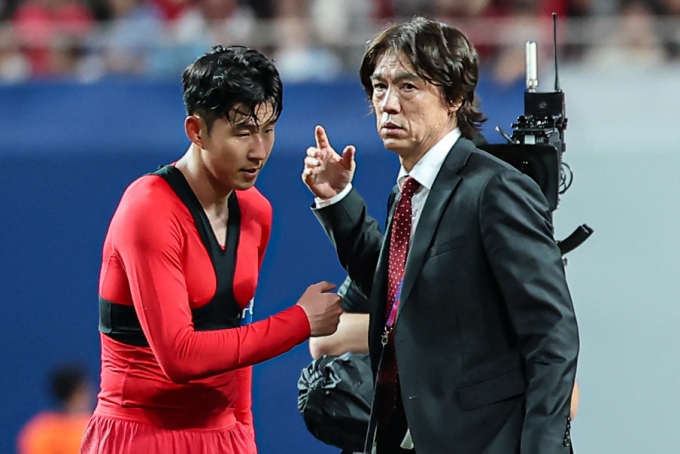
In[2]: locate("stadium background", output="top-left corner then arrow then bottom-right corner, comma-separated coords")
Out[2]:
1,0 -> 680,453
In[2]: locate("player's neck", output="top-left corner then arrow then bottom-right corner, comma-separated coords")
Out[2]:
175,147 -> 232,215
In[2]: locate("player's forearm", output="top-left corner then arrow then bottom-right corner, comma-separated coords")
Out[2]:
309,313 -> 369,359
155,306 -> 310,383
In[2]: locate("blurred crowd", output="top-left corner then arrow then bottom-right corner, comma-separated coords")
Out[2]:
0,0 -> 679,83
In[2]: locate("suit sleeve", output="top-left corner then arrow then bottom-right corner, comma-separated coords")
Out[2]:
479,170 -> 579,454
337,276 -> 371,313
313,187 -> 385,298
111,194 -> 311,384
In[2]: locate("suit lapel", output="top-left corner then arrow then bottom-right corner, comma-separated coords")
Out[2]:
397,138 -> 475,314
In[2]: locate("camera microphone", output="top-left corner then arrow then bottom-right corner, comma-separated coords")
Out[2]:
525,41 -> 538,92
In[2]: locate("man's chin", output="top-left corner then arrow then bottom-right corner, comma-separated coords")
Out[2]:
381,138 -> 406,154
234,179 -> 257,190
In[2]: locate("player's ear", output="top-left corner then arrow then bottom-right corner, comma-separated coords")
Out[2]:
185,115 -> 203,147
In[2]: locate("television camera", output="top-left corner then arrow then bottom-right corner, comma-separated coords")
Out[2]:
480,13 -> 593,256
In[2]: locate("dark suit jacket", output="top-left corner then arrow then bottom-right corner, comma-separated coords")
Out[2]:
314,138 -> 579,454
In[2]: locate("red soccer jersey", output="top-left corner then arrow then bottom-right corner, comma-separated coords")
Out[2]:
94,165 -> 310,437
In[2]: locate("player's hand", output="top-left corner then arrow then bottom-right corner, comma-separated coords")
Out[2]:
301,125 -> 356,199
296,281 -> 343,337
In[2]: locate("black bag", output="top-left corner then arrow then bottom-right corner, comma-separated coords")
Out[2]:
297,352 -> 374,453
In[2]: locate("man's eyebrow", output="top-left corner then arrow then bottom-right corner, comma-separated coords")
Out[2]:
233,118 -> 278,129
370,71 -> 420,83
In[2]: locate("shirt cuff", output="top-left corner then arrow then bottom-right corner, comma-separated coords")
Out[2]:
314,183 -> 353,209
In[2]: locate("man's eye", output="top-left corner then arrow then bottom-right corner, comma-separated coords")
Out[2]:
237,132 -> 251,137
403,83 -> 416,90
373,83 -> 386,91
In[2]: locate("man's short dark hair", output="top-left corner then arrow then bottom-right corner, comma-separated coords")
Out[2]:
49,364 -> 87,405
359,17 -> 486,140
182,45 -> 283,133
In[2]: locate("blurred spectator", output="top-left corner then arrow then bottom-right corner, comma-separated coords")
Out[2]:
146,0 -> 251,78
247,0 -> 275,19
1,0 -> 679,81
85,0 -> 110,20
431,0 -> 499,63
432,0 -> 494,18
654,0 -> 680,59
149,0 -> 193,21
16,363 -> 93,454
199,0 -> 254,50
309,0 -> 374,70
89,0 -> 164,78
310,0 -> 372,46
12,0 -> 93,77
656,0 -> 680,16
372,0 -> 394,22
0,19 -> 30,81
562,0 -> 596,61
584,0 -> 665,70
273,0 -> 342,82
390,0 -> 435,17
1,0 -> 14,20
490,0 -> 556,85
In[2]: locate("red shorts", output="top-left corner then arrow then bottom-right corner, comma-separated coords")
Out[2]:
79,414 -> 256,454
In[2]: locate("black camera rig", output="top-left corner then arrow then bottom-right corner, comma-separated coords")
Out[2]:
480,13 -> 593,256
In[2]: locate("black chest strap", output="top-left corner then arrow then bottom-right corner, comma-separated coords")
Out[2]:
99,165 -> 244,347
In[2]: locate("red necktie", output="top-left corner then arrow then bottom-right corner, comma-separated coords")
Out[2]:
386,176 -> 420,312
378,176 -> 420,425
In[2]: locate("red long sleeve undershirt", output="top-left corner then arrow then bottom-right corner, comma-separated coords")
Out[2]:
96,174 -> 310,428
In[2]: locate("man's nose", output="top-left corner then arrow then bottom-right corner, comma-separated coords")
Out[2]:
379,86 -> 400,114
249,136 -> 267,162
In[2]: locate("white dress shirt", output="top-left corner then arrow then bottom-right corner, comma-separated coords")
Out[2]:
315,128 -> 461,239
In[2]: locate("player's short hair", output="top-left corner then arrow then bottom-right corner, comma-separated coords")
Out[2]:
182,45 -> 283,133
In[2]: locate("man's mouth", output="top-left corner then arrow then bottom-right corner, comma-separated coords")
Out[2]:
381,123 -> 403,134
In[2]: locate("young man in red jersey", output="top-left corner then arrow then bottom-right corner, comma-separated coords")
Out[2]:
80,45 -> 343,454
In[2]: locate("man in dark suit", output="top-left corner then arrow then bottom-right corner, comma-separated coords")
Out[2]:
301,16 -> 579,454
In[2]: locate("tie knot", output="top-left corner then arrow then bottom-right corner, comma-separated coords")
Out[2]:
401,176 -> 420,199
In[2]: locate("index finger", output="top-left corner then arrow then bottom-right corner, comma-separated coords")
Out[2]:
315,125 -> 331,151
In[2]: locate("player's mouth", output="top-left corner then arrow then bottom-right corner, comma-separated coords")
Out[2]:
240,167 -> 260,179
